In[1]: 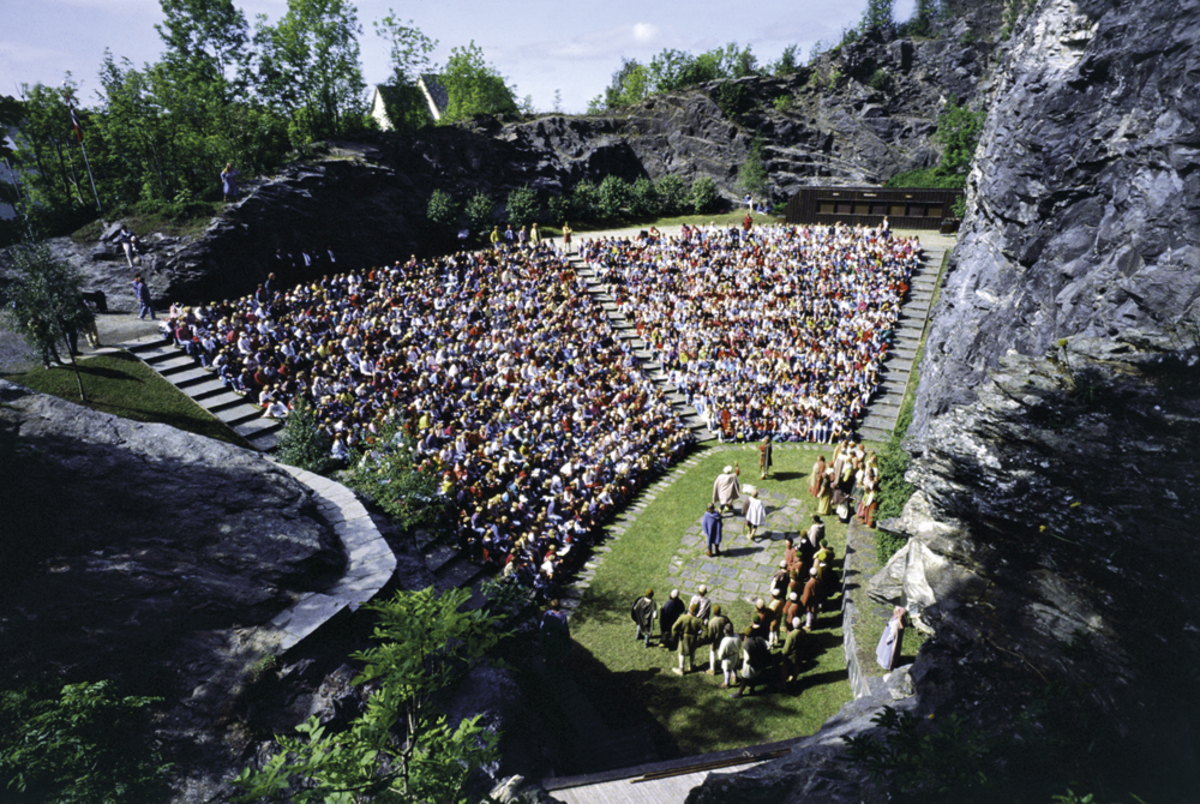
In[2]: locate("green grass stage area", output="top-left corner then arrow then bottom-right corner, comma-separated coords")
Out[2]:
7,352 -> 248,447
564,442 -> 858,760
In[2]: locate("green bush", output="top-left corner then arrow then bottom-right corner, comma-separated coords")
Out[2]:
0,680 -> 170,804
546,193 -> 571,224
688,175 -> 722,214
596,175 -> 631,220
342,428 -> 450,537
464,191 -> 496,238
275,398 -> 338,474
629,177 -> 661,217
570,179 -> 601,220
505,185 -> 541,225
884,166 -> 966,190
711,81 -> 751,117
655,174 -> 688,216
426,188 -> 458,230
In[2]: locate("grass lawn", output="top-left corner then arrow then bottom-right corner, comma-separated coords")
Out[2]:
567,442 -> 870,758
7,351 -> 249,447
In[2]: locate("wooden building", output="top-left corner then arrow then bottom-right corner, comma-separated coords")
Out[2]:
784,186 -> 962,231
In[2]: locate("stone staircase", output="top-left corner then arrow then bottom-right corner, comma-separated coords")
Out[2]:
855,239 -> 949,443
121,335 -> 283,451
569,255 -> 715,443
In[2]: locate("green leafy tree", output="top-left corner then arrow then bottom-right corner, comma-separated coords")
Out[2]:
505,185 -> 540,225
232,586 -> 503,804
463,190 -> 495,239
648,48 -> 698,93
688,175 -> 721,214
602,59 -> 651,110
4,238 -> 94,399
655,174 -> 688,216
629,177 -> 661,217
935,98 -> 985,177
372,13 -> 436,132
439,41 -> 517,123
862,0 -> 896,31
275,398 -> 337,473
426,188 -> 457,230
596,175 -> 631,221
738,137 -> 769,201
570,179 -> 600,221
343,428 -> 449,536
770,44 -> 801,75
905,0 -> 942,36
10,80 -> 91,218
0,679 -> 169,804
254,0 -> 368,145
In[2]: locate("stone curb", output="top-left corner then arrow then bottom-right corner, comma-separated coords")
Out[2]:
268,465 -> 397,652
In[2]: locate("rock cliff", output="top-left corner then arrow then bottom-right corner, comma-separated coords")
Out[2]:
0,380 -> 344,800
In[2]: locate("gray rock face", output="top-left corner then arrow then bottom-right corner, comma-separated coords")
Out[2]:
0,380 -> 344,799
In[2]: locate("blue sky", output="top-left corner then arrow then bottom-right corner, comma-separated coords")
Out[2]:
1,0 -> 915,114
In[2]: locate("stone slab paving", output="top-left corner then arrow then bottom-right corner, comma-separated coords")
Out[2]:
269,465 -> 397,652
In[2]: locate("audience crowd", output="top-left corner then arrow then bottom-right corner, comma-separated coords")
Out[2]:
579,222 -> 920,442
161,242 -> 694,599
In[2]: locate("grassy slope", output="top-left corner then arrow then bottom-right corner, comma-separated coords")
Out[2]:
9,351 -> 248,447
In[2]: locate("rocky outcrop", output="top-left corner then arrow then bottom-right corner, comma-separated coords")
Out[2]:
0,379 -> 345,800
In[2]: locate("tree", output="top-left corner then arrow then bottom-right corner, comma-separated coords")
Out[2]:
5,238 -> 94,400
0,679 -> 169,804
862,0 -> 896,32
629,177 -> 661,217
602,59 -> 651,110
343,427 -> 449,536
935,97 -> 985,177
655,174 -> 688,216
155,0 -> 251,91
739,137 -> 769,200
905,0 -> 942,36
769,44 -> 801,76
373,13 -> 437,132
688,175 -> 721,214
439,41 -> 517,123
569,179 -> 600,220
231,586 -> 504,804
505,185 -> 540,225
426,188 -> 457,230
596,175 -> 631,220
463,190 -> 495,238
254,0 -> 368,145
275,398 -> 336,473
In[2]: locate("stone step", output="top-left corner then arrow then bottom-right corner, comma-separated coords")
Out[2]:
155,354 -> 201,374
205,391 -> 250,411
234,416 -> 283,440
246,428 -> 280,452
187,378 -> 229,399
166,366 -> 215,387
216,405 -> 264,426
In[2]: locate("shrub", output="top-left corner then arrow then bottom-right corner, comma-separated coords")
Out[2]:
464,191 -> 496,238
596,175 -> 631,221
505,185 -> 541,225
426,188 -> 457,230
570,179 -> 600,220
546,193 -> 571,224
275,398 -> 338,474
629,177 -> 661,217
655,174 -> 688,216
711,81 -> 751,117
688,175 -> 721,214
343,428 -> 450,537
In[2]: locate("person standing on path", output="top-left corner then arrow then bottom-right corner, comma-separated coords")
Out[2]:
561,221 -> 572,254
702,503 -> 723,556
705,604 -> 730,675
133,274 -> 155,320
659,589 -> 684,650
759,435 -> 773,479
672,603 -> 705,675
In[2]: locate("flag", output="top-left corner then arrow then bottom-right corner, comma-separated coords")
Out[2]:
69,106 -> 84,143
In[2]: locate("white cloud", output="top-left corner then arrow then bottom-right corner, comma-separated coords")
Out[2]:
632,22 -> 658,44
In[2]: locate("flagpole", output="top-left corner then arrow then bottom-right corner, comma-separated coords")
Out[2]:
78,139 -> 101,213
67,98 -> 101,212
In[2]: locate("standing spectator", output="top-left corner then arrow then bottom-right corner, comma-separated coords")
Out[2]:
221,162 -> 240,202
117,225 -> 139,268
702,503 -> 723,557
561,221 -> 572,254
631,589 -> 658,648
712,463 -> 741,513
659,589 -> 684,650
730,627 -> 770,698
688,584 -> 712,623
800,568 -> 820,631
133,274 -> 155,320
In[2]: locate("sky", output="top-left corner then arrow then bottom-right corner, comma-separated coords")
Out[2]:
1,0 -> 916,115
